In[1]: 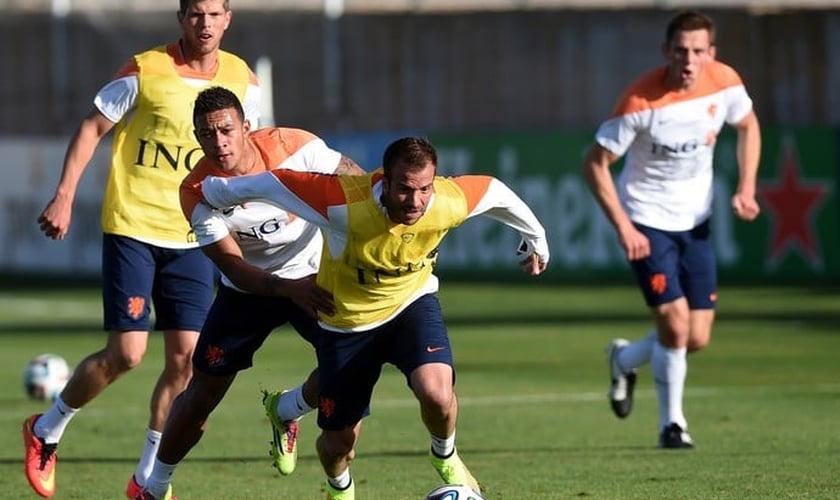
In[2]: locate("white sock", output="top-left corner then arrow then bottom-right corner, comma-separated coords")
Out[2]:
430,431 -> 456,458
327,468 -> 352,490
34,396 -> 79,444
277,384 -> 314,422
145,458 -> 178,498
133,429 -> 162,486
652,341 -> 687,430
617,330 -> 656,372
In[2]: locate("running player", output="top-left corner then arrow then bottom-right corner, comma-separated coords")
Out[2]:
27,1 -> 259,498
582,9 -> 761,448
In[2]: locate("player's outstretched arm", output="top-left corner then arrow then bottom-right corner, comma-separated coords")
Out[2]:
201,170 -> 330,226
457,176 -> 550,271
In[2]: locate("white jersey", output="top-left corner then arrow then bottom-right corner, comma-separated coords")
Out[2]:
181,128 -> 342,292
595,61 -> 753,231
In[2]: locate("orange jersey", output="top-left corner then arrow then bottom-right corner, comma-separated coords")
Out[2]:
595,61 -> 753,231
180,128 -> 342,289
201,169 -> 549,331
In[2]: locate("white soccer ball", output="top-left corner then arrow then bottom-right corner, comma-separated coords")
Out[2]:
425,484 -> 484,500
23,354 -> 70,402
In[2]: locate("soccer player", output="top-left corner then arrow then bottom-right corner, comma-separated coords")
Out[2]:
198,136 -> 550,499
135,87 -> 365,500
26,1 -> 259,498
582,10 -> 761,448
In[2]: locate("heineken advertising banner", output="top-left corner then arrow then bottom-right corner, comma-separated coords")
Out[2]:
420,128 -> 839,282
0,128 -> 836,282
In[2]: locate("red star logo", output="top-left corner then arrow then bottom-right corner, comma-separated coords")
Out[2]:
758,137 -> 831,269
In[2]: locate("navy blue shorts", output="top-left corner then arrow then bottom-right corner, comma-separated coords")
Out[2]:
629,220 -> 717,310
193,284 -> 321,376
101,234 -> 214,332
316,293 -> 453,431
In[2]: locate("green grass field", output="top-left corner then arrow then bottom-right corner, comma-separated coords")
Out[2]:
1,283 -> 838,499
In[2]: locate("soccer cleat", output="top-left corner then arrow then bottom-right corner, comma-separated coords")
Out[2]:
607,338 -> 637,419
262,389 -> 299,475
126,475 -> 179,500
429,449 -> 482,494
659,423 -> 695,449
133,485 -> 176,500
23,414 -> 57,498
325,479 -> 355,500
126,474 -> 143,499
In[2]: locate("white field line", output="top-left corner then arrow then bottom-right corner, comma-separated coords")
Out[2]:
0,295 -> 98,319
3,384 -> 837,419
372,383 -> 840,409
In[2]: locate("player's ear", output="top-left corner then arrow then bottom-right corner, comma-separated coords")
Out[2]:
223,8 -> 232,31
243,119 -> 251,134
708,45 -> 717,60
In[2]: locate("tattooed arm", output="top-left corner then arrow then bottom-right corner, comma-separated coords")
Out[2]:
334,155 -> 366,175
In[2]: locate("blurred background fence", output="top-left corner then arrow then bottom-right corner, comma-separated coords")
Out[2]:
1,1 -> 838,283
2,3 -> 840,133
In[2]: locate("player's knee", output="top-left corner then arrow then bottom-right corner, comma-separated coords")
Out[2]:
167,356 -> 194,379
655,316 -> 691,346
687,309 -> 714,352
688,332 -> 711,353
412,368 -> 454,408
104,347 -> 145,373
103,332 -> 148,373
319,430 -> 355,458
416,386 -> 455,416
179,384 -> 216,416
165,347 -> 195,368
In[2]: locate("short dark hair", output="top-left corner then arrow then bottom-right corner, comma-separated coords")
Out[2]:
180,0 -> 230,15
382,137 -> 438,179
665,10 -> 716,45
193,86 -> 244,125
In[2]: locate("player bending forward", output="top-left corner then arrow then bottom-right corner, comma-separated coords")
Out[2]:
199,136 -> 549,499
